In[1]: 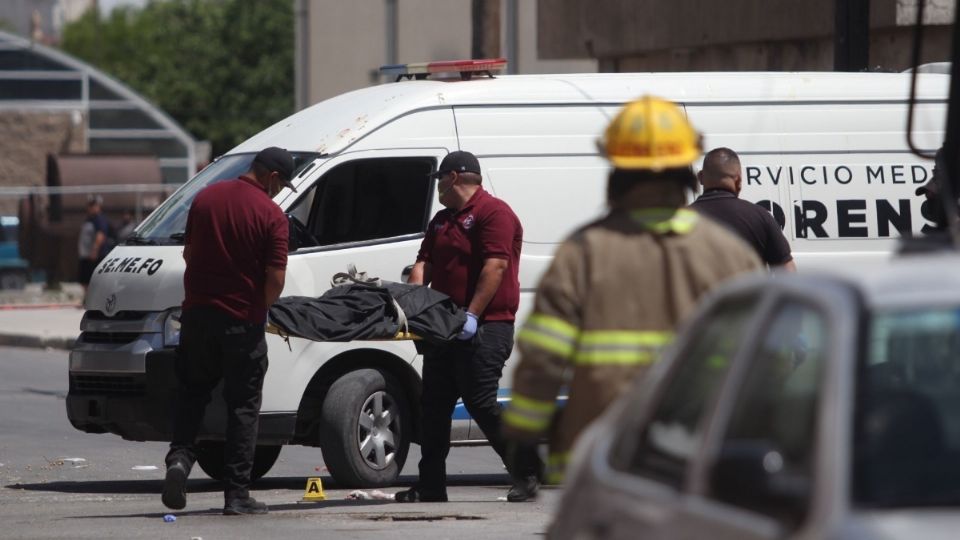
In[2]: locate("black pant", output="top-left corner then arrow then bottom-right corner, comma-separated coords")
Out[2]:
417,322 -> 539,494
165,306 -> 268,501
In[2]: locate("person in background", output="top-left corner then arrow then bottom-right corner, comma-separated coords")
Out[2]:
77,194 -> 110,292
502,97 -> 762,485
916,145 -> 956,235
689,147 -> 797,271
116,210 -> 137,242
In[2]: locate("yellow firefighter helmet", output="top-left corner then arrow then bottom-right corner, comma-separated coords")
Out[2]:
598,95 -> 702,171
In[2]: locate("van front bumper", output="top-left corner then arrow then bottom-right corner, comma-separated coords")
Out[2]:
67,347 -> 179,441
68,345 -> 296,443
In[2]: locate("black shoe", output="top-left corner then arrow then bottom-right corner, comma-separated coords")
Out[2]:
223,496 -> 268,515
394,487 -> 448,502
161,462 -> 188,510
506,476 -> 540,502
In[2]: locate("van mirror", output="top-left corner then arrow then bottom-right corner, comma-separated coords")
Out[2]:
709,440 -> 810,527
286,214 -> 318,252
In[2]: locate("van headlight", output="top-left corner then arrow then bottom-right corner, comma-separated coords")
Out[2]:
163,308 -> 182,347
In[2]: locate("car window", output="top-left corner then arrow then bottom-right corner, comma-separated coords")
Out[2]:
709,301 -> 827,522
287,157 -> 433,248
612,294 -> 759,489
855,307 -> 960,507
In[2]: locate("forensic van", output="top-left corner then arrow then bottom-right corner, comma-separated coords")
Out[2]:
66,61 -> 948,488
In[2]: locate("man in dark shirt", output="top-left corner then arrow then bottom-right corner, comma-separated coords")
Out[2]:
77,195 -> 112,292
162,147 -> 295,516
396,151 -> 542,503
690,147 -> 797,271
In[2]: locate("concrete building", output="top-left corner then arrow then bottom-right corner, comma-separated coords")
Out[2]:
0,0 -> 92,44
536,0 -> 953,72
294,0 -> 597,110
0,30 -> 196,211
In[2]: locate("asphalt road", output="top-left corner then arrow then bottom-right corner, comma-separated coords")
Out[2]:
0,346 -> 557,539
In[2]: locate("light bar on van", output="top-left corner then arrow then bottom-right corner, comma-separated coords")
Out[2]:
380,58 -> 507,81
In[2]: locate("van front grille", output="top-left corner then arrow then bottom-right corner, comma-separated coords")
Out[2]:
79,332 -> 139,345
70,374 -> 145,396
84,310 -> 149,321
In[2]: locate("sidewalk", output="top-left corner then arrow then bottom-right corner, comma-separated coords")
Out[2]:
0,284 -> 84,349
0,306 -> 82,349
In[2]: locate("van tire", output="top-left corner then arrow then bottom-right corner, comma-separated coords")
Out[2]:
194,442 -> 281,482
319,368 -> 411,488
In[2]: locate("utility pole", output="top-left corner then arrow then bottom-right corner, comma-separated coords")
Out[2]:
834,0 -> 870,71
471,0 -> 500,59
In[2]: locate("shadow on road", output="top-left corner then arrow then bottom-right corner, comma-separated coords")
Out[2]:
64,498 -> 397,520
4,473 -> 511,496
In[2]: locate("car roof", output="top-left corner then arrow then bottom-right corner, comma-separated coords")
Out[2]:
230,71 -> 949,156
737,251 -> 960,313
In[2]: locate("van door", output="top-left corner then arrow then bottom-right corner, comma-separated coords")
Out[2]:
258,148 -> 448,413
282,148 -> 447,294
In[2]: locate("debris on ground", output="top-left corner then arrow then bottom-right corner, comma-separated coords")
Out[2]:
346,490 -> 393,500
131,465 -> 158,471
163,514 -> 176,523
40,456 -> 88,470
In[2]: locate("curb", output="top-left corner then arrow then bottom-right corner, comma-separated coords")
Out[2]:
0,333 -> 76,350
0,303 -> 81,310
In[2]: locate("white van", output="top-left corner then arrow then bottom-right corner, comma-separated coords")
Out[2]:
66,70 -> 947,488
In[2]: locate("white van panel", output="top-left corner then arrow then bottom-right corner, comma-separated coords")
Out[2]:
351,108 -> 459,153
686,97 -> 946,269
263,334 -> 418,413
482,158 -> 609,245
454,105 -> 616,157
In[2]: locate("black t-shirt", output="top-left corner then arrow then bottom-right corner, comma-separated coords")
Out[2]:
689,189 -> 793,266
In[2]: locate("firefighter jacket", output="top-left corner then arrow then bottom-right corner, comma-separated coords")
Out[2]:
502,207 -> 762,482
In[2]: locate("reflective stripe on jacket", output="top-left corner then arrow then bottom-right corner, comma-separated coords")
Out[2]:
503,207 -> 762,483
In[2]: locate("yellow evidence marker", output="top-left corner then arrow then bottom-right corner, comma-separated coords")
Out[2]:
302,477 -> 326,501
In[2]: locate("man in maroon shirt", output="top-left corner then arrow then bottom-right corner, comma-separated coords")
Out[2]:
162,147 -> 295,516
395,151 -> 542,504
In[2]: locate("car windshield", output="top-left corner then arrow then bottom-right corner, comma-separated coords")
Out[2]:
132,152 -> 320,244
854,306 -> 960,507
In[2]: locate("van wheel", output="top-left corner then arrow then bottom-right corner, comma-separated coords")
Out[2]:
195,442 -> 281,482
319,368 -> 411,488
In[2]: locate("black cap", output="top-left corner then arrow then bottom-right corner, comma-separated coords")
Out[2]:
253,146 -> 297,192
428,151 -> 481,178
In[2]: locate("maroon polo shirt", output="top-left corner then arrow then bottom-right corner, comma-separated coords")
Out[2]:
417,187 -> 522,322
182,176 -> 288,324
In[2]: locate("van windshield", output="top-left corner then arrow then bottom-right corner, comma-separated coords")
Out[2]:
131,152 -> 320,244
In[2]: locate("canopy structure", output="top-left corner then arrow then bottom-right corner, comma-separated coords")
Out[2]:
0,29 -> 196,184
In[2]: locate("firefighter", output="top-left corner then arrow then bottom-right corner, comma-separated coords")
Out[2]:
501,96 -> 763,485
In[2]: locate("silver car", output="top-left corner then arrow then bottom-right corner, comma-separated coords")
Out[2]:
552,252 -> 960,540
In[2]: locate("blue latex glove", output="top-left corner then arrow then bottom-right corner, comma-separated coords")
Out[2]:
457,312 -> 479,341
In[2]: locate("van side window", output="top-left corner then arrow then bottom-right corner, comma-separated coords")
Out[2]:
290,157 -> 433,248
611,295 -> 759,489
